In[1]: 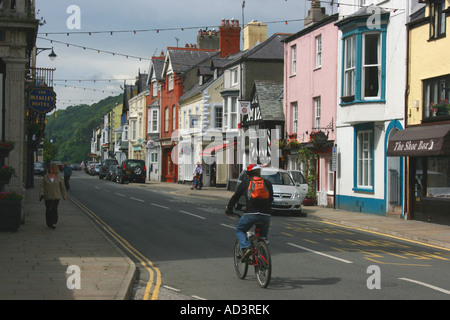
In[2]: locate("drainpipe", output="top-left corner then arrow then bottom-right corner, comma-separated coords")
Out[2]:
404,0 -> 410,220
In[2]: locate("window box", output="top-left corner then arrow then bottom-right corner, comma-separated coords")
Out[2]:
341,95 -> 355,103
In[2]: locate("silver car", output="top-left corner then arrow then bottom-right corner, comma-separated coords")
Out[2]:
236,167 -> 308,216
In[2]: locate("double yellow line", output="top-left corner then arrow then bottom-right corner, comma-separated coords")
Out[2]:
68,194 -> 161,300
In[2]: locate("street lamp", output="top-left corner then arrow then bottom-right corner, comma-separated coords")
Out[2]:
48,48 -> 57,61
36,47 -> 57,61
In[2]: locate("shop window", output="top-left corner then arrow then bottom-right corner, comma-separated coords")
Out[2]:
425,156 -> 450,198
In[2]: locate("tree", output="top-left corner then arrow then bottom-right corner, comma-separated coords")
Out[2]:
43,138 -> 57,167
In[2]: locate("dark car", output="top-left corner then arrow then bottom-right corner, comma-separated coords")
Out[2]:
34,162 -> 46,175
105,164 -> 116,181
99,159 -> 119,179
111,165 -> 121,183
69,164 -> 82,171
117,159 -> 146,184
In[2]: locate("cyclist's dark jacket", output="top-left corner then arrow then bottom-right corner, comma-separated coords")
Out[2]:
227,175 -> 274,215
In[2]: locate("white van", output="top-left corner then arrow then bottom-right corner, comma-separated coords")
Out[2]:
236,167 -> 308,216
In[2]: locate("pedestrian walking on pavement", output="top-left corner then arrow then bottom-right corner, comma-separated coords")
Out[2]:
63,162 -> 72,190
39,163 -> 66,229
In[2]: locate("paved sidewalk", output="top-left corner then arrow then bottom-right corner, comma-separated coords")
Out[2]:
0,179 -> 136,300
140,180 -> 450,251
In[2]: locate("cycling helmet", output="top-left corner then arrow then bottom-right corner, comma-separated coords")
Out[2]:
246,164 -> 262,172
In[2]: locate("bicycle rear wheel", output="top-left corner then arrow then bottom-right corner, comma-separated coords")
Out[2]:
254,241 -> 271,288
234,239 -> 248,279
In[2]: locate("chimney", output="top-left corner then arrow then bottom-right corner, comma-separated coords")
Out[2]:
243,20 -> 267,51
219,18 -> 241,58
304,0 -> 329,28
197,28 -> 220,50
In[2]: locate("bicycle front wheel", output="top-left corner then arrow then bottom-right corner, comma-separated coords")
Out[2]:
254,241 -> 271,288
234,239 -> 248,279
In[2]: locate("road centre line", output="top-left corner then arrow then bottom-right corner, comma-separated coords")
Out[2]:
115,193 -> 126,197
287,242 -> 353,264
179,210 -> 206,220
130,197 -> 145,202
399,278 -> 450,295
220,223 -> 235,229
151,203 -> 170,209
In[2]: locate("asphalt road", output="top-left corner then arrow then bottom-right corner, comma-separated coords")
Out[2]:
68,171 -> 450,300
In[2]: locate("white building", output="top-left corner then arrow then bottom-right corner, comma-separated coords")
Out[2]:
335,0 -> 408,215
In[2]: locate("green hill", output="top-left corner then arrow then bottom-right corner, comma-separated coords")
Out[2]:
45,94 -> 123,164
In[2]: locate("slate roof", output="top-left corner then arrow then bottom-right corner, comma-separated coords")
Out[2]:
151,57 -> 165,82
166,48 -> 218,75
252,80 -> 284,122
222,33 -> 291,68
335,6 -> 390,27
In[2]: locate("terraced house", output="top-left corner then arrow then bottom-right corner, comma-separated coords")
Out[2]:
335,0 -> 409,216
388,0 -> 450,225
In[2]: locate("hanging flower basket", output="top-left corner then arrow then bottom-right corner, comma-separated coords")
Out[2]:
0,141 -> 15,158
0,192 -> 23,232
0,166 -> 16,185
309,131 -> 328,146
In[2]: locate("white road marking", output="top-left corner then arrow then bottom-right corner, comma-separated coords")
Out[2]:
115,193 -> 126,197
287,242 -> 353,264
163,285 -> 180,292
151,203 -> 170,209
179,210 -> 206,220
220,223 -> 235,229
399,278 -> 450,295
130,197 -> 145,202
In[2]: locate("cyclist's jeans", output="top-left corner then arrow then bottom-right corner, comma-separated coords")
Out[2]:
236,214 -> 270,249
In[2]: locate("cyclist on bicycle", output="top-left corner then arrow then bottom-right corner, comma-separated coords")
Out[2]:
226,164 -> 273,260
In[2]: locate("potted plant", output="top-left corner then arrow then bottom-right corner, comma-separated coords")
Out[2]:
0,191 -> 23,232
0,165 -> 16,185
0,141 -> 15,157
298,148 -> 318,206
430,99 -> 450,117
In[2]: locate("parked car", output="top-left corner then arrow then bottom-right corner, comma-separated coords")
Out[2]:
51,161 -> 63,171
235,167 -> 308,216
117,159 -> 146,184
99,159 -> 119,179
105,164 -> 115,181
34,162 -> 46,176
85,161 -> 95,174
69,163 -> 82,171
111,165 -> 121,183
91,163 -> 100,175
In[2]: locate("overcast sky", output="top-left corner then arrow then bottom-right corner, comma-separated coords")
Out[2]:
35,0 -> 338,109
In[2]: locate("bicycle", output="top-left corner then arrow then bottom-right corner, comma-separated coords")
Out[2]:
229,213 -> 272,288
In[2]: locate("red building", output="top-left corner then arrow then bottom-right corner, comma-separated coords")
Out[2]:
158,19 -> 241,183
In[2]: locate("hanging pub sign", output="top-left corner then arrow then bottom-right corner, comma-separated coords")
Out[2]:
28,86 -> 56,114
239,100 -> 251,115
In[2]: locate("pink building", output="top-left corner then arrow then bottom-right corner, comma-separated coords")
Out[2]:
283,13 -> 338,207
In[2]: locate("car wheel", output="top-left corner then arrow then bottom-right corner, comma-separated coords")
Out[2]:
291,210 -> 302,217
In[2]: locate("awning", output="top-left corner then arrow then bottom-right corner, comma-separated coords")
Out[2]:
387,124 -> 450,156
200,142 -> 237,156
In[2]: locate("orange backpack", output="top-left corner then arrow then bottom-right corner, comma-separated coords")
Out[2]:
247,177 -> 269,200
